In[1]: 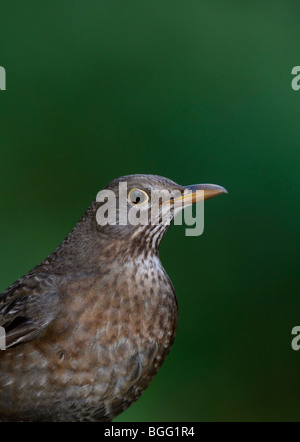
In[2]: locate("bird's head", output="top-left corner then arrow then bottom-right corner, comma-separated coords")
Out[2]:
93,174 -> 227,251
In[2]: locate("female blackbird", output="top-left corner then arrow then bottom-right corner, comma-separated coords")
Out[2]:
0,174 -> 227,421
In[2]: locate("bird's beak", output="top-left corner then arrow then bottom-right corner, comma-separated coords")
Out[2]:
173,183 -> 228,207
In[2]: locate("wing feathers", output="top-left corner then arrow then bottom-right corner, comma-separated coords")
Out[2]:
0,273 -> 60,348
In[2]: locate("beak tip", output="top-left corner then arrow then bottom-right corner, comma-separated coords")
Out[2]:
184,183 -> 228,202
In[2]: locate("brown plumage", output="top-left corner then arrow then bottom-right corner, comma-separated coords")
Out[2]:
0,174 -> 227,421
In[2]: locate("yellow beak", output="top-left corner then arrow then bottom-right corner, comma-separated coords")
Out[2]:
174,183 -> 228,207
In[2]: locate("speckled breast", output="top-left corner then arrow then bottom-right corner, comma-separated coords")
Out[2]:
0,256 -> 178,422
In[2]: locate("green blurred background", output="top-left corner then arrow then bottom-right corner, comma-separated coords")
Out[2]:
1,1 -> 300,422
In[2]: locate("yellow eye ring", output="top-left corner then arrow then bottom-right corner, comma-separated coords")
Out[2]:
128,188 -> 149,205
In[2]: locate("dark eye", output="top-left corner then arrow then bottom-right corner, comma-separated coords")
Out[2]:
128,188 -> 149,205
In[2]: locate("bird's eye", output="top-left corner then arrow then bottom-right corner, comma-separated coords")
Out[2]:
128,188 -> 149,205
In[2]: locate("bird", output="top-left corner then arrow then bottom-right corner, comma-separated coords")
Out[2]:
0,174 -> 227,422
